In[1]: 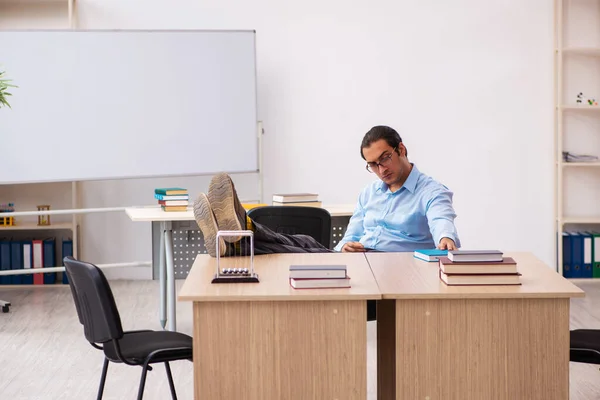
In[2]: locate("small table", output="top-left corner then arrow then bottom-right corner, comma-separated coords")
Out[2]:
126,204 -> 354,331
366,251 -> 585,400
179,252 -> 381,399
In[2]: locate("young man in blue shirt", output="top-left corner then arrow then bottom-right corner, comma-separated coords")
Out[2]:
335,125 -> 460,252
193,125 -> 460,257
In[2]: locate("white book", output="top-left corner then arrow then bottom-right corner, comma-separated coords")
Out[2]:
289,264 -> 347,279
272,193 -> 319,203
448,250 -> 503,263
23,243 -> 31,269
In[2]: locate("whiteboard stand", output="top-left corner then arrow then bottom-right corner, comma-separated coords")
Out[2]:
257,120 -> 265,203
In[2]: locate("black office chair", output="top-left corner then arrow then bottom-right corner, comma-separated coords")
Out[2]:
571,329 -> 600,365
63,256 -> 193,400
247,205 -> 332,248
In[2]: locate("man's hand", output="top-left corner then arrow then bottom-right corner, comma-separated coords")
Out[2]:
341,242 -> 367,252
438,237 -> 457,250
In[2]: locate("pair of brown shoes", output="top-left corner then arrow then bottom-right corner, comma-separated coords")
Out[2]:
193,173 -> 247,257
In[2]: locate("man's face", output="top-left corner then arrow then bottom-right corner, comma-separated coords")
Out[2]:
362,139 -> 406,188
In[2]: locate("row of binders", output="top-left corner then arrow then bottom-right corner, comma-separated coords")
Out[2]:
288,264 -> 351,289
562,231 -> 600,278
0,237 -> 73,285
155,188 -> 189,212
414,249 -> 520,286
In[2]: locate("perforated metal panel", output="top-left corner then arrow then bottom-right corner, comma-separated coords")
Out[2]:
331,216 -> 351,249
152,220 -> 207,280
172,228 -> 207,279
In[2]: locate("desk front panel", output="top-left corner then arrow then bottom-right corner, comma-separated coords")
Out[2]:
382,297 -> 570,400
193,299 -> 367,400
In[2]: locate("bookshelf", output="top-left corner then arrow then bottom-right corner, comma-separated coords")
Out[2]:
0,0 -> 79,264
555,0 -> 600,275
0,222 -> 73,231
563,47 -> 600,56
561,162 -> 600,167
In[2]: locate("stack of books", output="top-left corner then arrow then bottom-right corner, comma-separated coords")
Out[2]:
438,250 -> 521,286
272,193 -> 321,207
154,188 -> 189,212
288,264 -> 351,289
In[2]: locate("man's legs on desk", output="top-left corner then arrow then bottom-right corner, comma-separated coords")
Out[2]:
193,172 -> 332,256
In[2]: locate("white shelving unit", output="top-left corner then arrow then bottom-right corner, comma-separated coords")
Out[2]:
555,0 -> 600,275
0,0 -> 79,261
0,222 -> 74,231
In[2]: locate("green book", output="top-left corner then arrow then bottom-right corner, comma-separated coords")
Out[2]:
154,187 -> 187,195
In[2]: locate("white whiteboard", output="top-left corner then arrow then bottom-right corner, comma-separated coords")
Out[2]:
0,30 -> 258,184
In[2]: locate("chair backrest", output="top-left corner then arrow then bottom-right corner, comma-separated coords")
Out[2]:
63,256 -> 124,344
247,206 -> 332,248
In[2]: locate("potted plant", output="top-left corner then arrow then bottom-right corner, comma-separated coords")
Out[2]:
0,69 -> 17,109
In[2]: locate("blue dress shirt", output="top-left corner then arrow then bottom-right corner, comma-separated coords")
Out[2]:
334,164 -> 461,252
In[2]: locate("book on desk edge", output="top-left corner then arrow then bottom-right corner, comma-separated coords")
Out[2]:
439,256 -> 517,274
289,276 -> 351,289
439,269 -> 521,286
448,250 -> 503,263
289,264 -> 347,279
272,193 -> 319,203
414,249 -> 448,262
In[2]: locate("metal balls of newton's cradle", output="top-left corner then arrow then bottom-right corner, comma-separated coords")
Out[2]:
37,205 -> 51,226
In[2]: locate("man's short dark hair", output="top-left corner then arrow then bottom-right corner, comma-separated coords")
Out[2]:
360,125 -> 405,160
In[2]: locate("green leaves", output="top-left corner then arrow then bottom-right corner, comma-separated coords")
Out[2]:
0,70 -> 17,109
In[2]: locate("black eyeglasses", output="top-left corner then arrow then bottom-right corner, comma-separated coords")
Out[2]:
366,147 -> 397,173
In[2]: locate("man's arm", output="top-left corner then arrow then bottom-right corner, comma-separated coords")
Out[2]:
425,188 -> 461,249
333,200 -> 366,252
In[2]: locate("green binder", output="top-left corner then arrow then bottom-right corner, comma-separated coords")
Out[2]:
590,231 -> 600,278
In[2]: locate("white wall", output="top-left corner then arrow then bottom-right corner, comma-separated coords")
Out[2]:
1,0 -> 556,278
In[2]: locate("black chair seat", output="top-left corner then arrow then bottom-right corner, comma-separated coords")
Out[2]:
571,329 -> 600,364
104,330 -> 193,364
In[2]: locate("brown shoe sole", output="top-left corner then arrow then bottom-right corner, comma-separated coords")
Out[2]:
193,193 -> 225,257
208,173 -> 243,242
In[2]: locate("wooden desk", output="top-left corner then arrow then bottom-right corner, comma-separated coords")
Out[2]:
126,204 -> 355,331
366,252 -> 585,400
179,252 -> 380,400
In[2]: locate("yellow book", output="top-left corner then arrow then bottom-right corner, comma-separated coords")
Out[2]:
161,205 -> 188,212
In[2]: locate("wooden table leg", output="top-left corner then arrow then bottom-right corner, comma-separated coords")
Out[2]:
394,298 -> 570,400
377,299 -> 396,400
193,300 -> 368,399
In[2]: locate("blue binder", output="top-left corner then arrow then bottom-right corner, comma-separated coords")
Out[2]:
43,238 -> 56,284
0,239 -> 11,284
10,241 -> 24,285
570,232 -> 584,278
62,239 -> 73,284
562,232 -> 572,278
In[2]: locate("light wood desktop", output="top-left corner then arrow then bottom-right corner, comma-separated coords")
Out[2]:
125,204 -> 354,331
366,252 -> 585,400
178,252 -> 380,400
